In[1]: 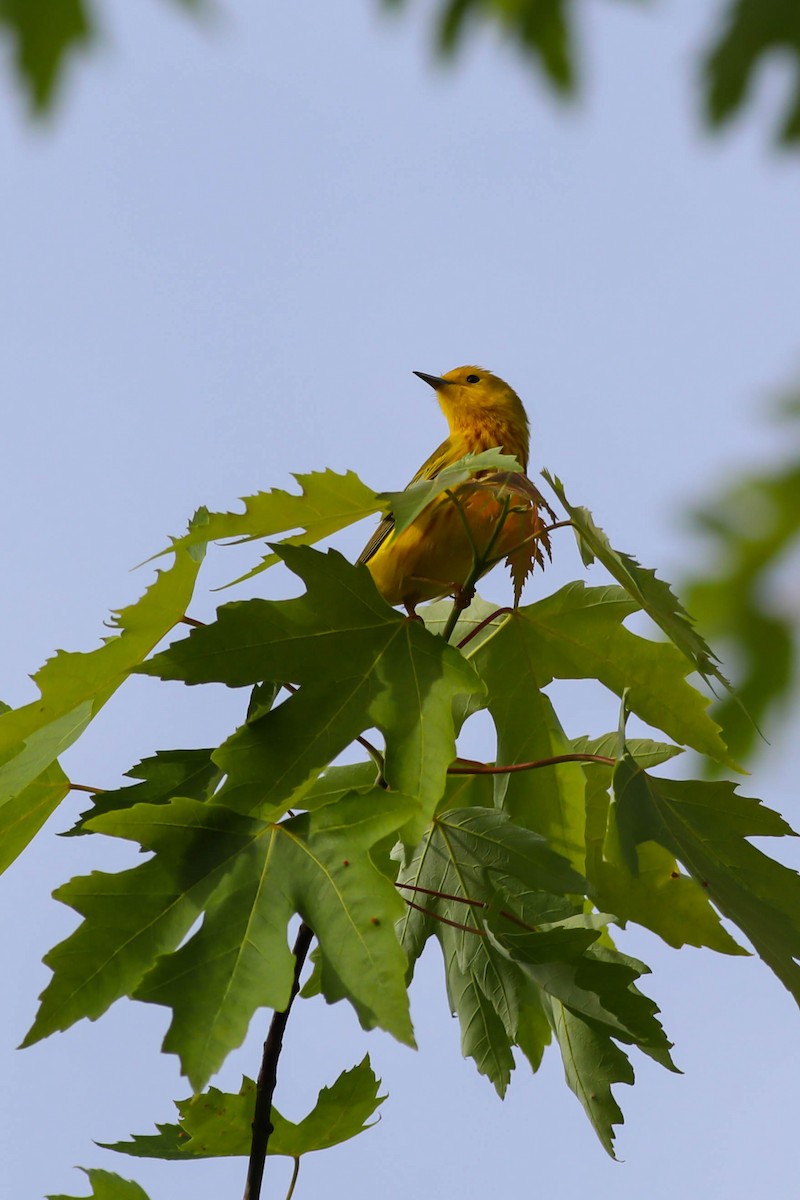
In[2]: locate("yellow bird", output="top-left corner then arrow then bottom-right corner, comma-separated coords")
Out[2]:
358,366 -> 553,616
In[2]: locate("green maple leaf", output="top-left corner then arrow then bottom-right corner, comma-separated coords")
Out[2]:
301,761 -> 383,812
0,531 -> 203,873
543,995 -> 633,1158
469,614 -> 587,871
47,1168 -> 150,1200
496,936 -> 674,1067
24,797 -> 261,1049
479,582 -> 734,768
139,545 -> 483,839
0,760 -> 69,874
66,747 -> 222,834
148,468 -> 381,585
103,1056 -> 384,1159
26,791 -> 415,1088
542,472 -> 731,694
579,742 -> 744,955
397,807 -> 584,1093
614,756 -> 800,1002
381,448 -> 523,536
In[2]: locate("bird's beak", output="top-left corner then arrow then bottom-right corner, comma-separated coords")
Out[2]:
413,371 -> 449,389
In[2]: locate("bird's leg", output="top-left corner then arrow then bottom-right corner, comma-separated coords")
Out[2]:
403,601 -> 423,623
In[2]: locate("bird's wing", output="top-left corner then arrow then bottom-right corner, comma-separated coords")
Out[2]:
357,436 -> 453,565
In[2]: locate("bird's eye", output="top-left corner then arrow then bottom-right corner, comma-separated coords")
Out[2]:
466,374 -> 480,384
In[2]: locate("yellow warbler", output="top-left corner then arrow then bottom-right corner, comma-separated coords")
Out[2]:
358,366 -> 552,615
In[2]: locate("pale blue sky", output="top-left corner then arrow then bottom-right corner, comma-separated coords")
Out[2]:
2,2 -> 800,1198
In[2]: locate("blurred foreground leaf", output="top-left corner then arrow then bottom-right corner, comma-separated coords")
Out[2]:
705,0 -> 800,142
683,399 -> 800,764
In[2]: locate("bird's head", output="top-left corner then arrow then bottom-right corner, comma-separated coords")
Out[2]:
413,365 -> 529,453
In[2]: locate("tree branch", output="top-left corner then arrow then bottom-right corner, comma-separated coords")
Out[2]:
441,491 -> 512,642
244,921 -> 314,1200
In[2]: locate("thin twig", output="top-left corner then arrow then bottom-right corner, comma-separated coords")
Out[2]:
397,881 -> 486,909
447,752 -> 616,775
180,615 -> 206,628
403,897 -> 486,936
441,492 -> 512,643
244,921 -> 314,1200
284,1158 -> 301,1200
69,783 -> 107,794
456,606 -> 513,650
396,882 -> 536,932
443,487 -> 482,565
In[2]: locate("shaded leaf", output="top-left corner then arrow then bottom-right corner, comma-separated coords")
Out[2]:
66,748 -> 222,835
140,546 -> 483,839
397,806 -> 584,1092
613,757 -> 800,1002
489,911 -> 674,1065
582,752 -> 744,955
26,791 -> 415,1088
24,798 -> 261,1049
470,614 -> 587,870
544,995 -> 632,1158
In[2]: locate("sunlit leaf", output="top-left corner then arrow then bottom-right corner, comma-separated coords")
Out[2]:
47,1167 -> 150,1200
382,449 -> 523,537
542,472 -> 731,695
148,468 -> 381,585
103,1057 -> 384,1159
0,533 -> 204,873
480,583 -> 735,767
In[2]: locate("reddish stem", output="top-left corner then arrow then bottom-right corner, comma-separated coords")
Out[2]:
448,752 -> 616,775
